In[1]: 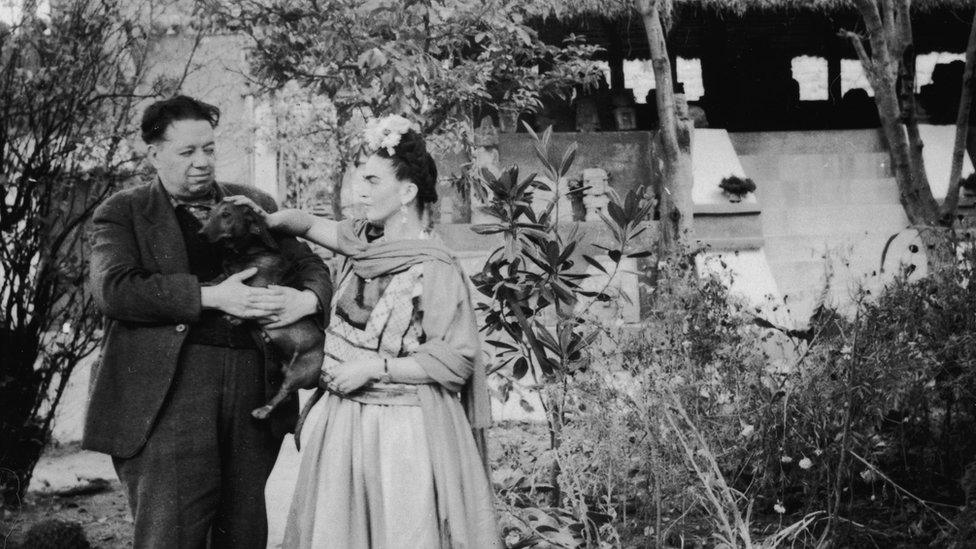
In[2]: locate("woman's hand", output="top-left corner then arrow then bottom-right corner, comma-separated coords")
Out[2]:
322,357 -> 385,395
223,195 -> 313,236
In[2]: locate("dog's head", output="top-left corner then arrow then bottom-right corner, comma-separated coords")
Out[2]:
199,200 -> 278,250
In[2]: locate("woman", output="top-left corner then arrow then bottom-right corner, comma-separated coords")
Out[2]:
233,116 -> 499,548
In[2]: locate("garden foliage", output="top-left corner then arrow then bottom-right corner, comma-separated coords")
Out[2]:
0,0 -> 197,507
482,131 -> 976,547
207,0 -> 603,216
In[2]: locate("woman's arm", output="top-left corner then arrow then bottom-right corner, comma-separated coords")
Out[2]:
224,195 -> 343,252
387,356 -> 435,383
325,355 -> 435,394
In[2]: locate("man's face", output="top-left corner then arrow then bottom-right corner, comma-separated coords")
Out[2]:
148,118 -> 216,199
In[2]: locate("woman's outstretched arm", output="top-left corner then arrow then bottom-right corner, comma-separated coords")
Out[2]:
224,195 -> 343,253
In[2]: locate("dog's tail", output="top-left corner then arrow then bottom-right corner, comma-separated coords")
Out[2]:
294,387 -> 324,451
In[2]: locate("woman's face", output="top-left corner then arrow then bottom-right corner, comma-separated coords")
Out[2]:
355,154 -> 416,225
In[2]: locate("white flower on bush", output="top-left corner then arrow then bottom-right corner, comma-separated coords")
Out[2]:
740,424 -> 755,438
363,114 -> 419,155
799,457 -> 813,470
773,502 -> 786,514
780,455 -> 793,464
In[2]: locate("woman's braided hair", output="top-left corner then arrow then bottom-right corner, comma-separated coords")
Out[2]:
375,129 -> 438,212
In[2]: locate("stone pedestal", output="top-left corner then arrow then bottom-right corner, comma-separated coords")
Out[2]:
582,168 -> 610,221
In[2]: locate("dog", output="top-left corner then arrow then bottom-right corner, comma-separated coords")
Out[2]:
199,200 -> 325,448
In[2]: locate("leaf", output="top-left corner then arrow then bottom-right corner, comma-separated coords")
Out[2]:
552,281 -> 578,305
538,355 -> 557,375
513,356 -> 529,379
608,249 -> 622,263
558,142 -> 578,178
557,241 -> 577,265
471,224 -> 505,235
582,254 -> 607,273
607,201 -> 626,226
753,316 -> 777,329
627,250 -> 654,258
486,339 -> 517,351
534,325 -> 561,354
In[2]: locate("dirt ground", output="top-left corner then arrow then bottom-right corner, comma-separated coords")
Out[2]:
1,422 -> 536,549
1,481 -> 133,548
1,443 -> 132,549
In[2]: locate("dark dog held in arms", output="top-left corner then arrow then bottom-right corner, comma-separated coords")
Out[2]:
199,200 -> 325,447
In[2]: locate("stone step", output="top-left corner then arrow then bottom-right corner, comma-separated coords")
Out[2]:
760,204 -> 908,237
740,152 -> 891,180
693,211 -> 763,241
731,129 -> 886,156
756,178 -> 900,207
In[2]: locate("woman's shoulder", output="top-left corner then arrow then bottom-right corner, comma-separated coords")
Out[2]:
336,218 -> 384,249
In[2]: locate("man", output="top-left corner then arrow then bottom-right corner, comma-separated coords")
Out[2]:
84,95 -> 332,548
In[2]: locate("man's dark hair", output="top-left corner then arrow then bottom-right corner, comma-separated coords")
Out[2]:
141,95 -> 220,144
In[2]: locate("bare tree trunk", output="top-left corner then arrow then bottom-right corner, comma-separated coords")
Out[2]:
637,0 -> 689,250
941,8 -> 976,221
847,0 -> 941,225
847,0 -> 952,270
329,159 -> 347,220
894,0 -> 928,191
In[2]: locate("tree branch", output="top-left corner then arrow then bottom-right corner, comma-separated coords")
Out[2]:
840,30 -> 876,89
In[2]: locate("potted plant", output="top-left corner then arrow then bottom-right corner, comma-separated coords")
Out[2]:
719,175 -> 756,202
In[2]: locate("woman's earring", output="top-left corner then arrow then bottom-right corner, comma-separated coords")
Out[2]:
400,204 -> 408,227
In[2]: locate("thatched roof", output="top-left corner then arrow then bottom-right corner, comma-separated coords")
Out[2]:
533,1 -> 974,60
676,0 -> 973,12
531,0 -> 973,19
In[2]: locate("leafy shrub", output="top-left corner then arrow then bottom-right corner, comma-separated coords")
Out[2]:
535,241 -> 976,546
479,132 -> 976,548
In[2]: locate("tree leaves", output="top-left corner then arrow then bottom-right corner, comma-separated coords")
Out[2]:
228,0 -> 604,177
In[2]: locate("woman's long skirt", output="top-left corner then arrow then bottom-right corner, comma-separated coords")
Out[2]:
282,386 -> 500,549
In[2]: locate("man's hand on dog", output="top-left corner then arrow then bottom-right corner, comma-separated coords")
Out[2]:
259,286 -> 320,329
201,268 -> 283,320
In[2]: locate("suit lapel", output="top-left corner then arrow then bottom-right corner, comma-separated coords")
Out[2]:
141,180 -> 190,274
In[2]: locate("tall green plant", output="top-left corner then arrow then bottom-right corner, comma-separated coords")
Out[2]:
471,125 -> 654,507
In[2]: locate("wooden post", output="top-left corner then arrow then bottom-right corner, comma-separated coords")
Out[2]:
605,22 -> 626,92
828,50 -> 842,105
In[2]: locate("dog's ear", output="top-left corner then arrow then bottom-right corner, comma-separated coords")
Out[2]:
245,207 -> 280,249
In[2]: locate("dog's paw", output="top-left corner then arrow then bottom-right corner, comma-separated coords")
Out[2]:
251,405 -> 273,420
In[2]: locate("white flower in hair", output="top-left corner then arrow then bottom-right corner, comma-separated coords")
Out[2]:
362,114 -> 419,155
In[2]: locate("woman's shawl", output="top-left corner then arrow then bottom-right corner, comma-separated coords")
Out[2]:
335,219 -> 491,430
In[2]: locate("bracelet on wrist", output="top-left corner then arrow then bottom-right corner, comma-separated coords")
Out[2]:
378,357 -> 392,384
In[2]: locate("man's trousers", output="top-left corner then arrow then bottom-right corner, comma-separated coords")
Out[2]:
113,343 -> 283,549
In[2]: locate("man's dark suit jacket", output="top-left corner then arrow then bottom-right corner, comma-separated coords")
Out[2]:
83,180 -> 332,458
